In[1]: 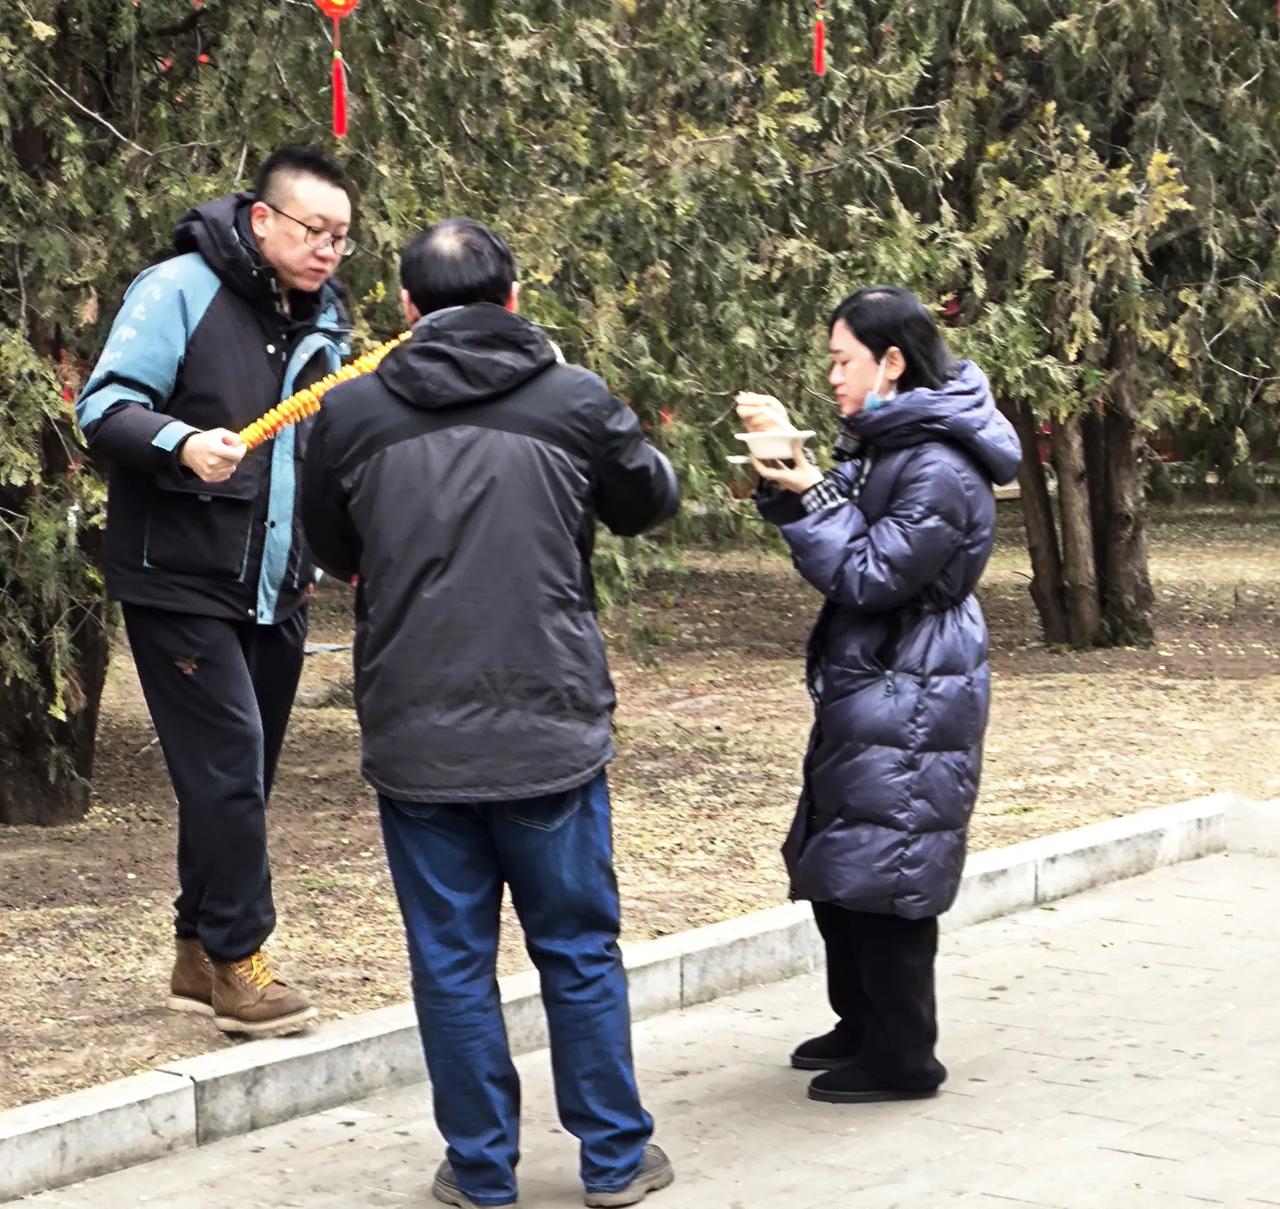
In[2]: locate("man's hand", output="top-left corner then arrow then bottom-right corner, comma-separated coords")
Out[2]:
735,392 -> 792,433
180,429 -> 248,483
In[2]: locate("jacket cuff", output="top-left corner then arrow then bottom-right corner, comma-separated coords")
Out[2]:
151,419 -> 200,452
153,419 -> 202,475
754,481 -> 807,526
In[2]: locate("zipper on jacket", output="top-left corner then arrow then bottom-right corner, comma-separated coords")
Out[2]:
883,671 -> 897,696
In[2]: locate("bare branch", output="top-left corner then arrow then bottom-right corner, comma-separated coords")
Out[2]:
14,248 -> 27,332
27,66 -> 153,158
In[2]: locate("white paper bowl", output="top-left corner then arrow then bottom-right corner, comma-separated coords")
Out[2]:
734,430 -> 816,461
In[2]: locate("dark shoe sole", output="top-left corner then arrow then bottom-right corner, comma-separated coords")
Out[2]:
431,1173 -> 517,1209
584,1160 -> 675,1207
214,1005 -> 317,1038
790,1052 -> 858,1071
808,1084 -> 939,1104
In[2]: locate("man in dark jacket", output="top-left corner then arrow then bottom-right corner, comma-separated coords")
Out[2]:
301,219 -> 678,1209
76,145 -> 354,1038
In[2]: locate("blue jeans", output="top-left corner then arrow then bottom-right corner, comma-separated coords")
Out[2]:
378,772 -> 653,1207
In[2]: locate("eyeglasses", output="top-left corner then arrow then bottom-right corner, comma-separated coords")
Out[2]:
264,202 -> 358,258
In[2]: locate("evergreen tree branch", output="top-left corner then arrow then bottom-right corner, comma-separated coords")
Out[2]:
27,66 -> 153,158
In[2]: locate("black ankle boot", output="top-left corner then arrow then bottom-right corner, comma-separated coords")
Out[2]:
808,1062 -> 941,1104
790,1027 -> 860,1071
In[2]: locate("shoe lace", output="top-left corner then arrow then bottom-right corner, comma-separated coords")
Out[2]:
232,951 -> 276,991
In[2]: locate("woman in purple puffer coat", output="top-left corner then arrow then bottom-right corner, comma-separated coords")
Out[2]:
740,286 -> 1020,1105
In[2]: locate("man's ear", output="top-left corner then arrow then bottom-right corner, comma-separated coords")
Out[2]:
505,282 -> 521,314
249,199 -> 272,243
400,288 -> 422,327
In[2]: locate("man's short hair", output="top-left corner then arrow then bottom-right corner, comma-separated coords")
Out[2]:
400,219 -> 517,317
253,145 -> 348,206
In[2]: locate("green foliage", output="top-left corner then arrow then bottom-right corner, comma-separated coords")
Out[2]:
3,0 -> 1280,736
0,326 -> 103,729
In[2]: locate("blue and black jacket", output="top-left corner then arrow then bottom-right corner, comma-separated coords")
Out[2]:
76,192 -> 349,625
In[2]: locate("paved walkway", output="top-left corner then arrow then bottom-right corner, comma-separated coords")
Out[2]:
15,854 -> 1280,1209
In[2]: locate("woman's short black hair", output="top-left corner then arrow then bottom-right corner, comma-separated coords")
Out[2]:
400,218 -> 517,317
829,286 -> 956,392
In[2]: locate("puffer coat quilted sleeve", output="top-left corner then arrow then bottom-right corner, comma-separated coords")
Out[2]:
780,452 -> 972,612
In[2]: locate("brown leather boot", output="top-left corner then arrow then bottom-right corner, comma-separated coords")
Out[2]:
210,951 -> 316,1038
167,937 -> 214,1016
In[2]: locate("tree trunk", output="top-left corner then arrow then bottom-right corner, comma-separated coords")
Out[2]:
0,593 -> 112,826
1081,406 -> 1110,604
0,121 -> 115,824
1052,415 -> 1103,646
1102,327 -> 1155,645
1007,401 -> 1070,645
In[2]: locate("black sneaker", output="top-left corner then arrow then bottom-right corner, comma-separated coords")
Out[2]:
432,1160 -> 517,1209
584,1144 -> 675,1207
808,1062 -> 940,1104
790,1027 -> 860,1071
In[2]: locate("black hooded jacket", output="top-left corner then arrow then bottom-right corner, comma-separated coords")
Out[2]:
76,193 -> 349,623
301,304 -> 679,802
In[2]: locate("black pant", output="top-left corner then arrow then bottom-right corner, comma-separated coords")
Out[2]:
123,604 -> 307,962
812,901 -> 947,1090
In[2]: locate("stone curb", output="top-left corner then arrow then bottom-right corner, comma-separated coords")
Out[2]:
2,792 -> 1271,1202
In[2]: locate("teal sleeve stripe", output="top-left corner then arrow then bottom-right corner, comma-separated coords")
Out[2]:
151,419 -> 201,452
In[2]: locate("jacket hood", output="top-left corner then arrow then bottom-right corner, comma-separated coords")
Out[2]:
377,304 -> 558,411
172,192 -> 346,326
847,360 -> 1021,486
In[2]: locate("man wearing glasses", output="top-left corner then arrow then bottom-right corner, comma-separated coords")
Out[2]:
76,145 -> 354,1038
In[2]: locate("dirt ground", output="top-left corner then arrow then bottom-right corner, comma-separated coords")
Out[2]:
1,503 -> 1277,1111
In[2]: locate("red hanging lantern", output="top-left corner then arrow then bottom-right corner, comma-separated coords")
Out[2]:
313,0 -> 361,138
813,3 -> 827,76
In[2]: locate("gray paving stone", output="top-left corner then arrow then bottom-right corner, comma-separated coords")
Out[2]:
11,853 -> 1278,1209
1228,798 -> 1280,856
